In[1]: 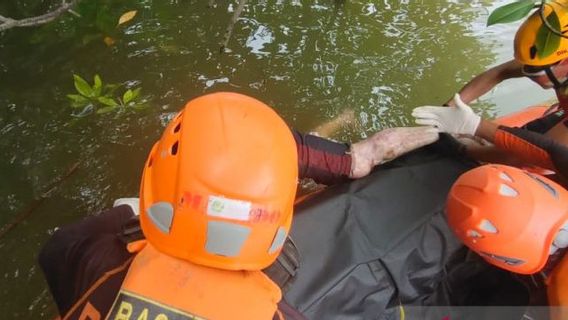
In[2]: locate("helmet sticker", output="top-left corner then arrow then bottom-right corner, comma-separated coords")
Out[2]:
207,195 -> 252,221
147,202 -> 174,234
268,227 -> 287,254
205,221 -> 251,257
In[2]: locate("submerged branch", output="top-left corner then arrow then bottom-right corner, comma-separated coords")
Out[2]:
0,162 -> 80,239
0,0 -> 79,32
220,0 -> 247,53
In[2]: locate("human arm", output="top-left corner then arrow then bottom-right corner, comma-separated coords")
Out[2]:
445,60 -> 524,106
483,122 -> 568,179
293,127 -> 439,184
413,95 -> 568,179
293,131 -> 352,184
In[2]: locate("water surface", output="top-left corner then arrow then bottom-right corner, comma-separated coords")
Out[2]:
0,0 -> 553,317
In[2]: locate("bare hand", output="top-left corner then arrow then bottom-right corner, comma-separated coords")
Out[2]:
349,126 -> 439,178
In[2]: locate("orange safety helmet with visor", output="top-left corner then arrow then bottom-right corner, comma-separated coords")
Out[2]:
139,92 -> 298,271
446,164 -> 568,275
515,0 -> 568,89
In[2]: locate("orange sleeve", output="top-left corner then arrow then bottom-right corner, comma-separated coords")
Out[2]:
494,128 -> 555,170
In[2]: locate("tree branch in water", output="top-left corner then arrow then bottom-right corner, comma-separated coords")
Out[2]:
0,0 -> 79,32
220,0 -> 247,53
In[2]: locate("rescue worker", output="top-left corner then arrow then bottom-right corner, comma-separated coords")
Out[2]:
446,0 -> 568,111
446,164 -> 568,275
421,1 -> 568,176
39,92 -> 439,320
445,164 -> 568,318
412,92 -> 568,184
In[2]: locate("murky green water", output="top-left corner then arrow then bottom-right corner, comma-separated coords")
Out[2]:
0,0 -> 557,318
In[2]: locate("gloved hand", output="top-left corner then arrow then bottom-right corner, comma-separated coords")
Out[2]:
349,126 -> 439,178
412,94 -> 481,135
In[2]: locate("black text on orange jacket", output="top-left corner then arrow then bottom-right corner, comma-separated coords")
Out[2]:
105,241 -> 281,320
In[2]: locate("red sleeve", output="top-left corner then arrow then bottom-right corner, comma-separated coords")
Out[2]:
292,130 -> 352,185
494,126 -> 568,179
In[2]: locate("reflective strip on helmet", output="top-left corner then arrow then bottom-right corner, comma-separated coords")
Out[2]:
526,173 -> 559,198
147,202 -> 174,234
268,227 -> 287,254
480,251 -> 525,266
206,221 -> 251,257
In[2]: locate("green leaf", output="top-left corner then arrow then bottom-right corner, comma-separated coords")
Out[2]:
97,96 -> 119,106
123,89 -> 134,104
536,10 -> 562,59
487,0 -> 536,26
73,74 -> 94,97
130,88 -> 141,100
96,106 -> 117,114
67,94 -> 88,103
93,74 -> 103,97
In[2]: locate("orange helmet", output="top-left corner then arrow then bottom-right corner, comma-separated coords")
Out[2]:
139,92 -> 298,271
446,164 -> 568,274
514,1 -> 568,66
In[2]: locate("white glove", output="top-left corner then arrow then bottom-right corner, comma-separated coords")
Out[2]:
349,126 -> 439,178
412,94 -> 481,135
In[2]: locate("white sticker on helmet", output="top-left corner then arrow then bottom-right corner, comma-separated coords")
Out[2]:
499,184 -> 519,197
207,196 -> 252,221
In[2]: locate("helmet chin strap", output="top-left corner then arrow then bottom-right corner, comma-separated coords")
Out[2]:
544,67 -> 568,89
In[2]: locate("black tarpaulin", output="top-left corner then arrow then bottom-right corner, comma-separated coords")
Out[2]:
282,146 -> 532,320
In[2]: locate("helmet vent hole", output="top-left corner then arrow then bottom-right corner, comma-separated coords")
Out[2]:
499,184 -> 518,197
478,219 -> 498,234
530,46 -> 538,60
171,141 -> 179,155
148,157 -> 153,167
173,123 -> 181,133
467,230 -> 483,239
499,172 -> 513,182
